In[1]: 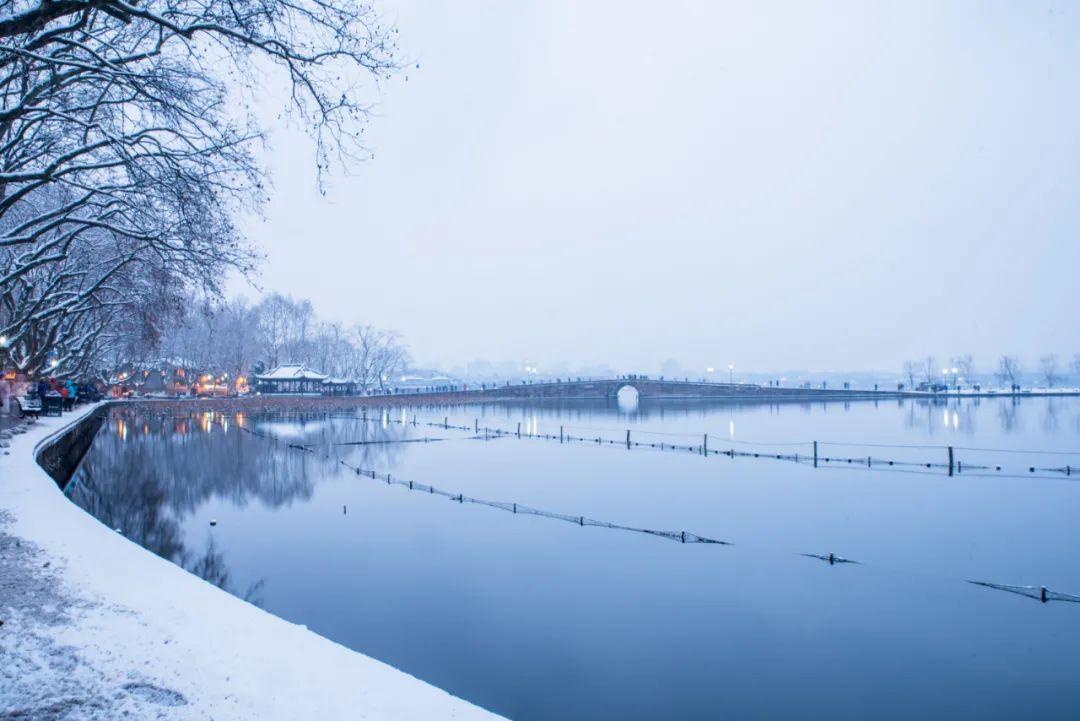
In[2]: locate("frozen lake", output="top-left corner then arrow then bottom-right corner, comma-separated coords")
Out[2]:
67,397 -> 1080,720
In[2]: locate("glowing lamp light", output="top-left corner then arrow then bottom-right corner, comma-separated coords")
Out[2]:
0,335 -> 7,347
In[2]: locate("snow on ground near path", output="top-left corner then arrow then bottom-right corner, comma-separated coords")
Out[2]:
0,404 -> 505,721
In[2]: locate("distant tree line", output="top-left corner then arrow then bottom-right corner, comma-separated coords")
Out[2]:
902,353 -> 1080,388
114,292 -> 410,392
0,0 -> 398,379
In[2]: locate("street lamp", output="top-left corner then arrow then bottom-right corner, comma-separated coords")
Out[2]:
728,363 -> 735,384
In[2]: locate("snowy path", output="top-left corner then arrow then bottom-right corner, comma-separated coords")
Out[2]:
0,404 -> 505,721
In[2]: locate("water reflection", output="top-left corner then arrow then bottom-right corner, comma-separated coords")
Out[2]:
998,399 -> 1022,434
64,398 -> 1080,721
66,408 -> 414,601
615,385 -> 639,414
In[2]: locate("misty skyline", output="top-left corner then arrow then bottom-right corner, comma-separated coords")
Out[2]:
231,1 -> 1080,372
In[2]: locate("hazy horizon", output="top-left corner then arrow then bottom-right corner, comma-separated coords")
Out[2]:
230,1 -> 1080,373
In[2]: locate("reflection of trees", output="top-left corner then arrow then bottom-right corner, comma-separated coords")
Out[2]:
997,399 -> 1021,434
1043,399 -> 1060,434
903,399 -> 947,435
69,451 -> 185,561
956,401 -> 977,435
69,453 -> 264,601
186,536 -> 265,606
66,408 -> 412,604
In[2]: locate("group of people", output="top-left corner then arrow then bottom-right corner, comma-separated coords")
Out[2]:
37,377 -> 80,408
0,375 -> 102,418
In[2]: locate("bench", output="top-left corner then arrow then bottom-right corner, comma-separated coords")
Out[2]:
15,396 -> 41,418
42,394 -> 63,416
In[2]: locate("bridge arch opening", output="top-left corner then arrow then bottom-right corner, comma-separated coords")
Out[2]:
615,385 -> 640,414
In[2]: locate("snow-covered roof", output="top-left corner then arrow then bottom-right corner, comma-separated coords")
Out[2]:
322,377 -> 354,385
255,364 -> 328,382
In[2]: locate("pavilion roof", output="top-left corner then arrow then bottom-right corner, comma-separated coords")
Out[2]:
255,364 -> 328,382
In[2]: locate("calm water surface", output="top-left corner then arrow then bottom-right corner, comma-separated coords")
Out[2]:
67,397 -> 1080,720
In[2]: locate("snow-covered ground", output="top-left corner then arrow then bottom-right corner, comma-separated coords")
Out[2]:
0,404 -> 505,721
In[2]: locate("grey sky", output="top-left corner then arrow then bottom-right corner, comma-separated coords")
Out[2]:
233,1 -> 1080,374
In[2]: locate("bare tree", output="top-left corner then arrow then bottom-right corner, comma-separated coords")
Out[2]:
1039,354 -> 1061,388
921,356 -> 938,384
952,354 -> 975,385
346,324 -> 409,391
902,360 -> 918,388
0,0 -> 398,377
255,294 -> 317,369
996,355 -> 1021,387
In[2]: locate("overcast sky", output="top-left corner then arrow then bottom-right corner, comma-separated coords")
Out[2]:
232,1 -> 1080,374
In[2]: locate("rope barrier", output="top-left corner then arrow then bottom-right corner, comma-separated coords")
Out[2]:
351,413 -> 1080,480
237,424 -> 1080,608
238,426 -> 731,547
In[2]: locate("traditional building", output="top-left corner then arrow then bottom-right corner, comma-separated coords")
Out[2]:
254,364 -> 328,395
321,378 -> 357,396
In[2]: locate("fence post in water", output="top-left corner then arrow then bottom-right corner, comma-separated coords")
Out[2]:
1041,586 -> 1048,603
517,422 -> 521,438
444,416 -> 449,429
626,429 -> 631,449
560,425 -> 564,443
703,434 -> 708,455
813,441 -> 819,468
948,446 -> 955,476
474,418 -> 478,433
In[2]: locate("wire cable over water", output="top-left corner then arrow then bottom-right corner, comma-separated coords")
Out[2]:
240,424 -> 1080,607
243,427 -> 730,547
968,581 -> 1080,604
354,412 -> 1080,480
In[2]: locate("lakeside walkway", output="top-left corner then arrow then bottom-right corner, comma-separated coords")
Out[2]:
0,404 -> 503,721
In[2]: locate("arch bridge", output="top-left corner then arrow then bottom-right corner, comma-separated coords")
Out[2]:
470,378 -> 899,402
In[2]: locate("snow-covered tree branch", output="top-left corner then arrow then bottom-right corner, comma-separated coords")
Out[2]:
0,0 -> 397,376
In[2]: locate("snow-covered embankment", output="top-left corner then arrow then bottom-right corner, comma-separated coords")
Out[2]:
0,403 -> 504,720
